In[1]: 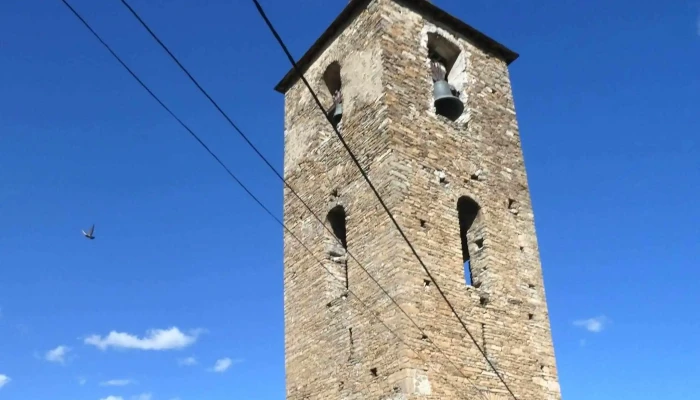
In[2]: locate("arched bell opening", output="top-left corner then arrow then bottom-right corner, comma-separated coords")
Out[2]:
323,62 -> 343,127
427,33 -> 464,122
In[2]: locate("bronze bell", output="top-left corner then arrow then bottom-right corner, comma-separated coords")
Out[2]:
433,79 -> 464,121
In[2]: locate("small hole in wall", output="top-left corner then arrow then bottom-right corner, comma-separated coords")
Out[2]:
420,219 -> 427,228
480,296 -> 489,306
326,302 -> 332,308
370,368 -> 378,377
331,189 -> 339,197
339,381 -> 345,390
508,198 -> 519,214
470,173 -> 480,181
528,283 -> 535,289
520,246 -> 525,252
435,170 -> 448,185
421,334 -> 429,341
423,279 -> 431,288
528,313 -> 534,320
475,238 -> 484,249
540,365 -> 545,371
473,281 -> 482,289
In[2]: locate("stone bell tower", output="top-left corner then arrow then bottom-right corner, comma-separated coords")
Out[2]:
275,0 -> 562,399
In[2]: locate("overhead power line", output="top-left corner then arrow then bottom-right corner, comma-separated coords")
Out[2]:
57,2 -> 481,399
115,0 -> 491,394
250,1 -> 519,399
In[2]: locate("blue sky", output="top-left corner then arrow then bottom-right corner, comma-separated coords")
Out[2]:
1,0 -> 698,399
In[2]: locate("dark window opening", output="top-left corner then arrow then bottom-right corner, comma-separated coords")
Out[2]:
323,62 -> 342,95
327,206 -> 347,249
458,196 -> 480,286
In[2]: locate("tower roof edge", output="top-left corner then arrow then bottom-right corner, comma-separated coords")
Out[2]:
273,0 -> 519,94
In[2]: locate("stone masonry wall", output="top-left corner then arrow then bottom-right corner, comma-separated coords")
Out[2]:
282,1 -> 562,399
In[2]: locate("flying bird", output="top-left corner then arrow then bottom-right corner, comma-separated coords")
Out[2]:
82,224 -> 95,240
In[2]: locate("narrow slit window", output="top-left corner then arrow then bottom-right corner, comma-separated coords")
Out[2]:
327,205 -> 348,289
457,196 -> 481,287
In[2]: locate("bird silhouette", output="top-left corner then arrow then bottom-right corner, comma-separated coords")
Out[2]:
82,224 -> 95,240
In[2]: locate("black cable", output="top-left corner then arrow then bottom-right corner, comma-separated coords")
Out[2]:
115,0 -> 488,392
250,1 -> 519,399
57,3 -> 481,399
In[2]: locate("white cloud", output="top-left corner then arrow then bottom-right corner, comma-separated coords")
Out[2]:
45,345 -> 71,364
84,327 -> 200,351
0,375 -> 10,389
178,356 -> 197,366
210,357 -> 241,373
573,316 -> 608,333
133,393 -> 152,400
100,397 -> 124,400
78,377 -> 87,386
100,379 -> 135,387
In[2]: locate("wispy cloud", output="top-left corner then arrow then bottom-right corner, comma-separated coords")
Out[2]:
209,357 -> 242,373
45,345 -> 71,364
100,396 -> 124,400
85,327 -> 201,351
100,379 -> 136,387
78,377 -> 87,386
573,316 -> 608,333
0,375 -> 10,389
133,393 -> 152,400
178,356 -> 197,366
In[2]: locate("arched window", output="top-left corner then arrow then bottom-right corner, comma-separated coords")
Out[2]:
327,205 -> 348,289
323,62 -> 343,126
457,196 -> 481,287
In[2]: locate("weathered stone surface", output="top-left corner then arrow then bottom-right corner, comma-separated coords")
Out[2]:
279,1 -> 562,399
